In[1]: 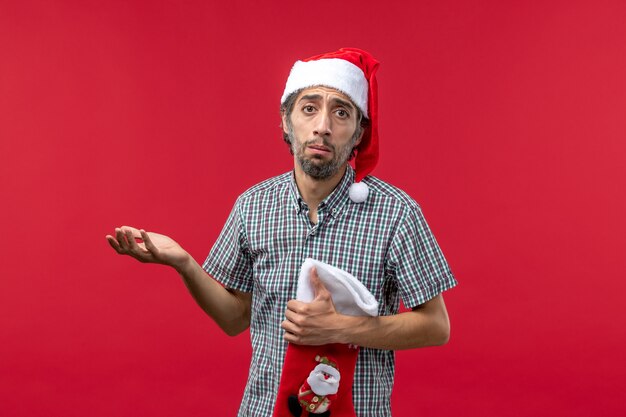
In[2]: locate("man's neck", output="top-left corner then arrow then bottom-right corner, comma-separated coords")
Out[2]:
294,163 -> 347,223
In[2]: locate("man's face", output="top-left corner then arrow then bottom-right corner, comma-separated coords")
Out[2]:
282,86 -> 363,180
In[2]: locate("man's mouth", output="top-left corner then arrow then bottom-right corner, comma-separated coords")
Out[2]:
307,144 -> 332,154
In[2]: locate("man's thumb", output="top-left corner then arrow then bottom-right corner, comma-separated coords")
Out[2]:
310,267 -> 328,298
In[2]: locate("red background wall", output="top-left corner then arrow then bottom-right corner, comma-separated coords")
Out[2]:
1,1 -> 625,416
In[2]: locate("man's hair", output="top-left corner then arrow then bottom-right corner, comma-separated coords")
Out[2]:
280,89 -> 370,159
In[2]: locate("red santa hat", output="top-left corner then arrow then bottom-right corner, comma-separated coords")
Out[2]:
281,47 -> 380,203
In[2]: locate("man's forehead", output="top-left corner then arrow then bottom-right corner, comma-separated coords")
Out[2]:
296,86 -> 356,108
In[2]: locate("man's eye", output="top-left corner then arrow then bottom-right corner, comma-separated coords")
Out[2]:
336,109 -> 349,118
303,105 -> 315,113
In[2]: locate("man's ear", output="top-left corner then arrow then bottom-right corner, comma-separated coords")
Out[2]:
280,112 -> 289,135
354,125 -> 365,147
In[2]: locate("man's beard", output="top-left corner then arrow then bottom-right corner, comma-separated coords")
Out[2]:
288,127 -> 359,180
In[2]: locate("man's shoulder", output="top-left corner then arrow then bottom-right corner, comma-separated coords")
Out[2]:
236,171 -> 292,204
364,175 -> 421,212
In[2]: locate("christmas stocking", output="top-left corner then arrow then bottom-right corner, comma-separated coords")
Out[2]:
273,258 -> 379,417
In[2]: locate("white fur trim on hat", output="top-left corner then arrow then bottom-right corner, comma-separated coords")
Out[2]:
296,258 -> 379,317
281,58 -> 369,118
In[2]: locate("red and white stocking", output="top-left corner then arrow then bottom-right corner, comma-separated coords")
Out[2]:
273,259 -> 379,417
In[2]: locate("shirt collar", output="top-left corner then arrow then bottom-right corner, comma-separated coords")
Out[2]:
289,165 -> 355,217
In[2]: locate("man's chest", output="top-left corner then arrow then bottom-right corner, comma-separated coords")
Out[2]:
243,205 -> 397,300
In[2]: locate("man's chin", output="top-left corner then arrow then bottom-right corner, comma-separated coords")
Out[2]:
299,155 -> 330,167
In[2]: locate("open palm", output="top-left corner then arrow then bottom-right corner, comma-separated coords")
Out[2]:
106,226 -> 189,270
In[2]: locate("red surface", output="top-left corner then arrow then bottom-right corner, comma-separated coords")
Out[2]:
1,1 -> 625,416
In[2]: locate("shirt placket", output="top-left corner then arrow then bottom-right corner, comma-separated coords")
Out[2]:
297,201 -> 326,261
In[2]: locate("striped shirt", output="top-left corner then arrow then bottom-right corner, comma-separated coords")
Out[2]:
203,166 -> 457,417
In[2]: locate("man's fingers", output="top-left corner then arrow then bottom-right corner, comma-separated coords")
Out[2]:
283,306 -> 301,324
281,317 -> 295,332
121,226 -> 141,240
106,235 -> 123,253
282,326 -> 301,344
140,230 -> 158,256
281,318 -> 304,342
115,228 -> 128,250
285,300 -> 303,316
124,228 -> 140,251
121,227 -> 147,253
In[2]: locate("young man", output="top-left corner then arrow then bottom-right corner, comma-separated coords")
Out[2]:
106,48 -> 457,417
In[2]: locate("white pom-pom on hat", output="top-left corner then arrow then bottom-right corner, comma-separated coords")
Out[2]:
348,182 -> 369,203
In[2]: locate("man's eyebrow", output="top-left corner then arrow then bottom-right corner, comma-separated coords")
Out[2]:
297,94 -> 323,103
331,97 -> 355,110
297,94 -> 356,111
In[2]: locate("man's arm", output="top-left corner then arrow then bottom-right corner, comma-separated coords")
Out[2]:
281,268 -> 450,350
106,226 -> 251,336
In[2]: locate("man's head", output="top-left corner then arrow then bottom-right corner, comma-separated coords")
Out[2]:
280,86 -> 370,180
279,48 -> 380,201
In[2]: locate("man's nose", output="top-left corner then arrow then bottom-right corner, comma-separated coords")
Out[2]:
312,111 -> 332,136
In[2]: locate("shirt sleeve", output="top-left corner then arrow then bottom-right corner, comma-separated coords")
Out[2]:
202,199 -> 254,293
387,205 -> 457,308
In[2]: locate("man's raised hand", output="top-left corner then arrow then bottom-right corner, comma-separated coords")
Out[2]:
105,226 -> 190,271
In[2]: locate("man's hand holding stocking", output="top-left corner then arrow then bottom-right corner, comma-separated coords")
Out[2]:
273,259 -> 379,417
